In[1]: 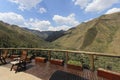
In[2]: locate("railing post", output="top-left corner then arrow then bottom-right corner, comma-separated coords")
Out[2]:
48,51 -> 51,61
89,54 -> 95,71
65,51 -> 68,64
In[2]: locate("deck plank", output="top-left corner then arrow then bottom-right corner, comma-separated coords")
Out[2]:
2,59 -> 98,80
25,61 -> 98,80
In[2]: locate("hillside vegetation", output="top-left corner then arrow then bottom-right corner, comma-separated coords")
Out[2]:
53,12 -> 120,55
0,21 -> 51,48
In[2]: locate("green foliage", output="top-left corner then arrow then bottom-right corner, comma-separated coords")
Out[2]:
94,56 -> 120,72
68,60 -> 81,66
51,52 -> 64,60
66,53 -> 90,69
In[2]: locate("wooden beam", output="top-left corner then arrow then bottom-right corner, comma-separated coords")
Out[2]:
65,51 -> 68,64
89,54 -> 95,71
0,48 -> 120,57
48,51 -> 51,61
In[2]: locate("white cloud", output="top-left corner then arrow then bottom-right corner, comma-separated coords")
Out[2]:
0,12 -> 25,26
27,13 -> 79,31
0,12 -> 50,31
0,12 -> 79,31
48,25 -> 70,31
26,19 -> 51,31
9,0 -> 42,11
105,8 -> 120,14
85,0 -> 119,12
39,7 -> 47,14
53,13 -> 79,27
73,0 -> 120,12
73,0 -> 90,9
28,13 -> 79,31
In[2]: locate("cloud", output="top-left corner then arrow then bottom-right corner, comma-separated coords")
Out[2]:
9,0 -> 42,11
25,19 -> 71,31
0,12 -> 50,31
73,0 -> 120,12
105,8 -> 120,14
39,7 -> 47,14
73,0 -> 90,9
25,13 -> 79,31
29,13 -> 79,31
85,0 -> 119,12
25,19 -> 51,31
0,12 -> 79,31
0,12 -> 25,26
48,25 -> 70,31
53,13 -> 79,27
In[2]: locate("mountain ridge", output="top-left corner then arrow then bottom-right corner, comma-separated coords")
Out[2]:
53,12 -> 120,54
0,21 -> 50,48
23,28 -> 65,42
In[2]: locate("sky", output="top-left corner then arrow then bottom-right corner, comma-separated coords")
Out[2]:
0,0 -> 120,31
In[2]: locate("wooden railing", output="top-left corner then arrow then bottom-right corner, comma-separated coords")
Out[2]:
0,48 -> 120,71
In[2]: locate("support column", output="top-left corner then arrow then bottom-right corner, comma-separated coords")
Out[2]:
89,54 -> 95,71
65,51 -> 68,64
48,51 -> 51,61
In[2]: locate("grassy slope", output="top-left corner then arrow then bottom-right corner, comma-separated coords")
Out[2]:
0,21 -> 51,48
53,12 -> 120,54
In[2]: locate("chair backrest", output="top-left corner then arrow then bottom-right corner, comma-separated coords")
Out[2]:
2,50 -> 8,58
20,50 -> 27,61
0,50 -> 1,56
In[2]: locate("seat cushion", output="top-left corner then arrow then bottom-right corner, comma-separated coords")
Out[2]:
10,61 -> 19,65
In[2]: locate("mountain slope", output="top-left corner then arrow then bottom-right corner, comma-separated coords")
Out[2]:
53,12 -> 120,54
24,28 -> 65,42
45,30 -> 65,42
23,28 -> 53,39
0,21 -> 50,48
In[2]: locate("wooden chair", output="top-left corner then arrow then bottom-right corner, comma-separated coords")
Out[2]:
10,50 -> 21,60
10,50 -> 27,73
0,50 -> 8,64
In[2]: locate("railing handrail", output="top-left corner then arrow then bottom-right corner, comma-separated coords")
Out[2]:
0,48 -> 120,57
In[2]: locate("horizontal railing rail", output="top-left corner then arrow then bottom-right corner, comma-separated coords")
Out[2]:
0,48 -> 120,71
0,48 -> 120,57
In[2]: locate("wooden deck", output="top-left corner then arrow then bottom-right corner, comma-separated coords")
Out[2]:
25,61 -> 99,80
2,59 -> 98,80
1,48 -> 120,80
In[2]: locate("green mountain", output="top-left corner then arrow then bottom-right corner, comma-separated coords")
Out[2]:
45,30 -> 65,42
0,21 -> 50,48
24,28 -> 65,42
23,28 -> 54,39
53,12 -> 120,54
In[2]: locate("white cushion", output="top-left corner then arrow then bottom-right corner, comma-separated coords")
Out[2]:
10,61 -> 19,65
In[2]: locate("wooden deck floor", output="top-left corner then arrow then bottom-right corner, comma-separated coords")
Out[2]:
24,60 -> 98,80
2,60 -> 99,80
